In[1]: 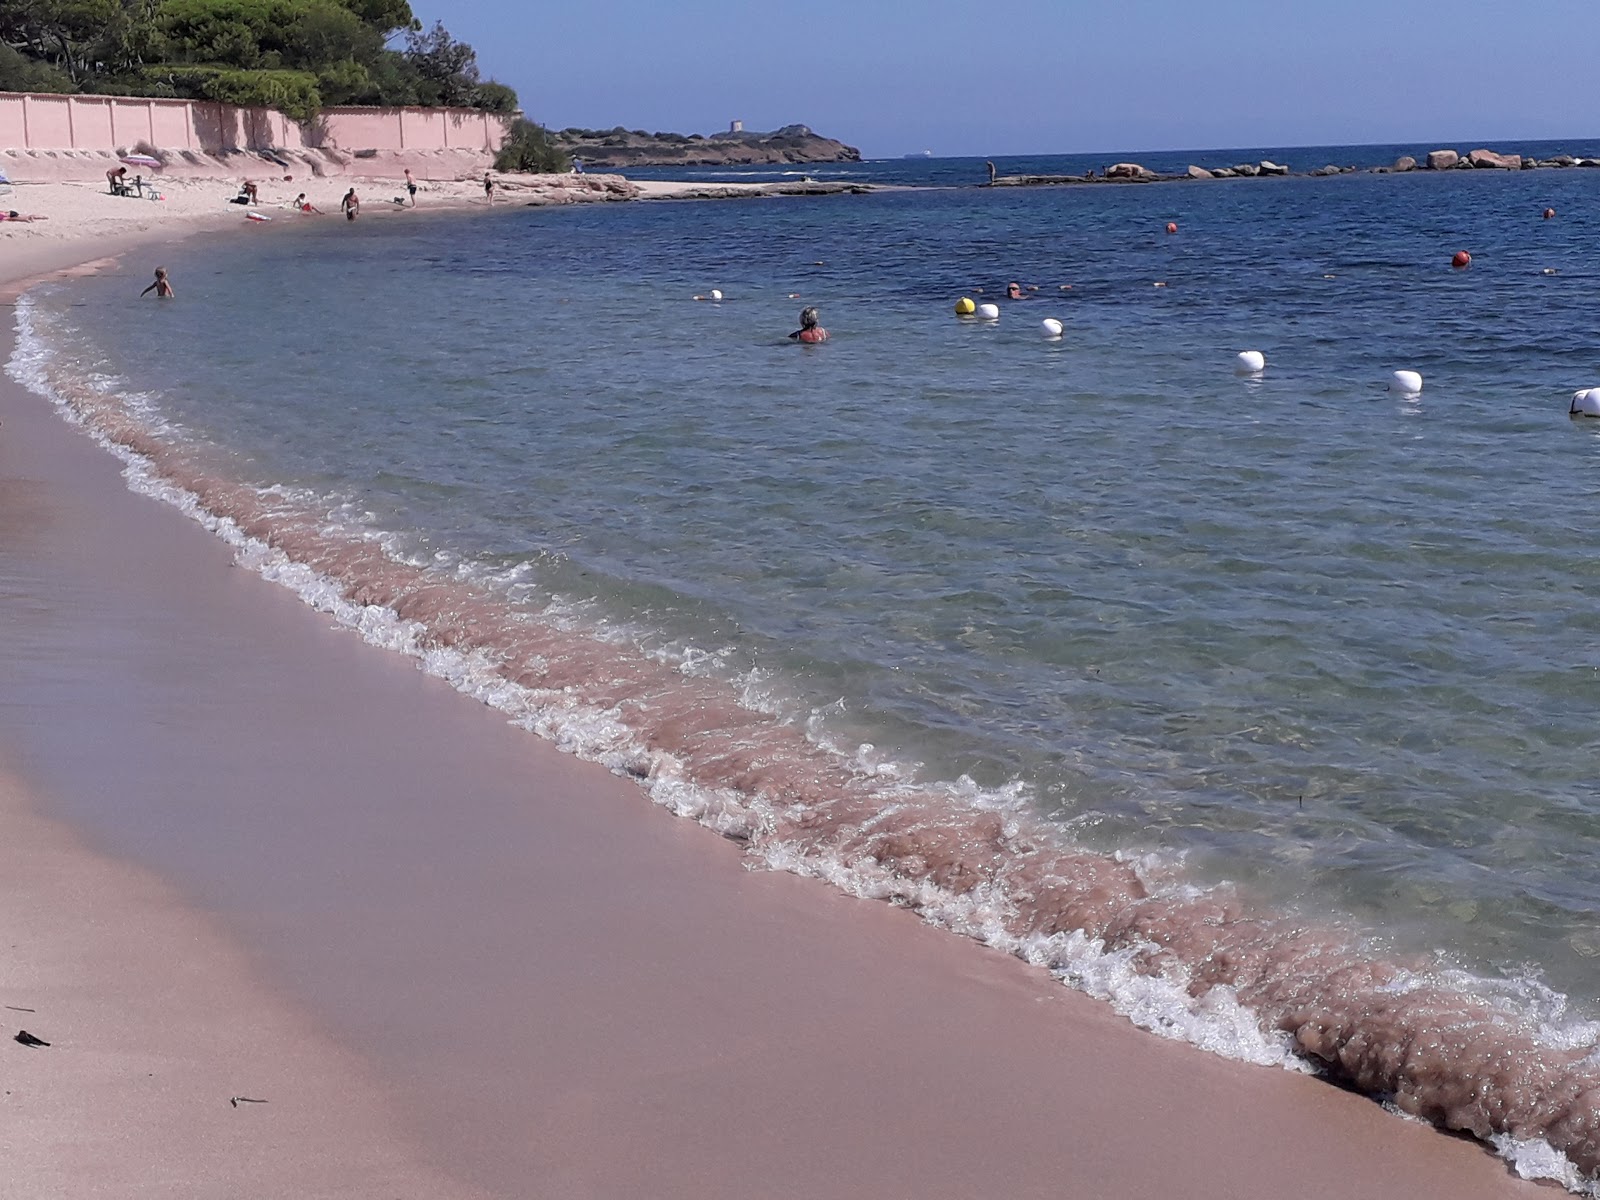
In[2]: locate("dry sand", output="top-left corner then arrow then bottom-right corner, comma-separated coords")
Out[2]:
0,200 -> 1554,1198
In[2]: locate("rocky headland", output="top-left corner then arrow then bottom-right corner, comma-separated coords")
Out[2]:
552,124 -> 861,168
990,146 -> 1600,187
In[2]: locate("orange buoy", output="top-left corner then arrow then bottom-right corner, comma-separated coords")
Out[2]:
1452,250 -> 1472,269
1544,207 -> 1556,219
1166,222 -> 1178,234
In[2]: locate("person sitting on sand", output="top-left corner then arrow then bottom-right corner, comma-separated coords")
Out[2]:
107,165 -> 128,194
1006,281 -> 1028,300
139,267 -> 174,299
341,188 -> 360,220
788,306 -> 829,344
293,193 -> 321,214
0,211 -> 47,222
241,180 -> 259,204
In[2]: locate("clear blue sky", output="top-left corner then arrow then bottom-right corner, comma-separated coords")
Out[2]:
419,1 -> 1600,157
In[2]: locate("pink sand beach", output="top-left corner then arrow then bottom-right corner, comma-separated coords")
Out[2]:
0,211 -> 1551,1198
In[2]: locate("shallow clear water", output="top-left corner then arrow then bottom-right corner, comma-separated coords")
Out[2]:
32,159 -> 1600,994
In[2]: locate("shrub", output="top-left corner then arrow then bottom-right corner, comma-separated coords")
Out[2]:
494,117 -> 569,173
0,44 -> 75,93
470,80 -> 518,113
144,65 -> 323,121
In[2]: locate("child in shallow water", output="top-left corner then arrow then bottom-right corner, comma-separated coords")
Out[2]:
139,267 -> 174,298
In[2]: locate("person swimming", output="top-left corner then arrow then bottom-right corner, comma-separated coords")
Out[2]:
1006,281 -> 1028,300
789,306 -> 828,343
139,267 -> 174,298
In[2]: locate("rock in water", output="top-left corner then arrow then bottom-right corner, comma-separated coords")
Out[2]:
1468,148 -> 1522,170
1426,149 -> 1461,170
1393,156 -> 1417,172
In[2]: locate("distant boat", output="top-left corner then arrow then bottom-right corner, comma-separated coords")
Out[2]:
902,150 -> 933,158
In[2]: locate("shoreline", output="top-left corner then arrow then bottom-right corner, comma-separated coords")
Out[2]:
0,218 -> 1551,1197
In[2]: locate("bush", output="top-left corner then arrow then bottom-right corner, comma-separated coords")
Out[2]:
470,80 -> 518,113
145,65 -> 323,121
494,117 -> 569,173
0,44 -> 75,93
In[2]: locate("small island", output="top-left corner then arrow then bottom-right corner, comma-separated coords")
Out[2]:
552,123 -> 861,169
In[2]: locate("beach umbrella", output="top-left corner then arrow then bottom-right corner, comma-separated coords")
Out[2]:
119,154 -> 162,170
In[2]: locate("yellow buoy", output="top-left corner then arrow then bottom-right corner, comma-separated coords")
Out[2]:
954,297 -> 976,316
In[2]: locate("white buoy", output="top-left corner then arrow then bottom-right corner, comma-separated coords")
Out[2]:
1570,388 -> 1600,416
1041,318 -> 1064,339
977,302 -> 1000,320
1235,350 -> 1265,373
709,289 -> 723,301
1389,370 -> 1423,394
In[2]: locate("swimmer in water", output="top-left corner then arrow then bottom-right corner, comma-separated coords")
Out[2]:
1006,281 -> 1028,300
788,306 -> 828,343
139,267 -> 174,298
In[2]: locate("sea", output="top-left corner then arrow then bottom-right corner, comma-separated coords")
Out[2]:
13,140 -> 1600,1189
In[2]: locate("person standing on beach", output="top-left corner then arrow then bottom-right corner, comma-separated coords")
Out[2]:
788,306 -> 828,343
107,165 -> 128,194
484,173 -> 496,203
139,267 -> 174,299
341,188 -> 360,220
404,168 -> 418,206
986,160 -> 996,184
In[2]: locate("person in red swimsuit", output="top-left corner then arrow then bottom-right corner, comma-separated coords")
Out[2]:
788,306 -> 828,343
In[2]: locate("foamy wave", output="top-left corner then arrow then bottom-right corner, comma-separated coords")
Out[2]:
11,291 -> 1600,1190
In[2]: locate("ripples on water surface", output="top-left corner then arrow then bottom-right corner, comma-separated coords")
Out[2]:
18,152 -> 1600,1182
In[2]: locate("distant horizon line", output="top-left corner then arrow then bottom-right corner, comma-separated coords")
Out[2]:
864,134 -> 1600,161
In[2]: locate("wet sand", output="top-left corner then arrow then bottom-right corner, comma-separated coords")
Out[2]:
0,239 -> 1549,1197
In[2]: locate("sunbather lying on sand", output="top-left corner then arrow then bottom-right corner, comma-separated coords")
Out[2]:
0,211 -> 47,222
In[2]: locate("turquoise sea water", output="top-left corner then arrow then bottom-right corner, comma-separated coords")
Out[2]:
17,146 -> 1600,1183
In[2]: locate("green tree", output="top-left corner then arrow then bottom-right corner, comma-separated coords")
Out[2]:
404,19 -> 477,106
495,118 -> 568,174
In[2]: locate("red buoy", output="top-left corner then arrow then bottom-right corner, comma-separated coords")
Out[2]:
1452,250 -> 1472,269
1544,207 -> 1556,219
1165,222 -> 1178,234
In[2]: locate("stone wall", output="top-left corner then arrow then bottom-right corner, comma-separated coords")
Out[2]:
0,91 -> 510,155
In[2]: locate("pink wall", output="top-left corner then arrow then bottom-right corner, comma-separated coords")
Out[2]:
0,91 -> 510,155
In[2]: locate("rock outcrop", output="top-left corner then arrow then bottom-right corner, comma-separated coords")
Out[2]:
1104,161 -> 1157,180
553,124 -> 860,168
1186,164 -> 1213,179
1258,160 -> 1289,175
1393,156 -> 1417,172
1468,148 -> 1522,170
1426,149 -> 1460,170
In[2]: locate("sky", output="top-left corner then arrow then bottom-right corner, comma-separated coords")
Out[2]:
419,1 -> 1600,158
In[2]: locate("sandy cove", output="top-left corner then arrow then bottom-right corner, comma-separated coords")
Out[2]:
0,173 -> 871,248
0,208 -> 1550,1198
